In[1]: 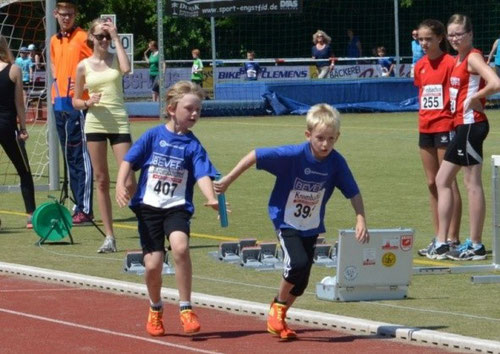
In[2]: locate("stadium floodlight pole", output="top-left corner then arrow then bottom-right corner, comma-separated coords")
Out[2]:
46,0 -> 59,190
393,0 -> 400,77
157,0 -> 165,120
210,16 -> 216,99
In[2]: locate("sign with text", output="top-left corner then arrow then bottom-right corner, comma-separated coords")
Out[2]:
109,33 -> 134,74
167,0 -> 303,17
100,14 -> 116,25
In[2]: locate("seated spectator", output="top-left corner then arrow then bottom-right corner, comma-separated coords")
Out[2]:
377,46 -> 395,77
243,50 -> 261,80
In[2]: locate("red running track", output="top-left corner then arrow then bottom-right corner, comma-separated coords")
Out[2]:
0,275 -> 449,353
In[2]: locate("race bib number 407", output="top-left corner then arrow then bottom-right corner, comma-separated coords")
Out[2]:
143,154 -> 187,208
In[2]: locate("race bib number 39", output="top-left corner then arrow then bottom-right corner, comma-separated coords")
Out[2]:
421,84 -> 444,110
283,179 -> 325,230
143,154 -> 187,208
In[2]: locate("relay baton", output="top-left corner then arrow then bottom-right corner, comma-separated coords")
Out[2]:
215,173 -> 228,227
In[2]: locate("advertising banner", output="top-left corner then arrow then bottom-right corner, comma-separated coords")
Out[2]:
167,0 -> 303,17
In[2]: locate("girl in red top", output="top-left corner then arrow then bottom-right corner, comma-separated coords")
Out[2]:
414,19 -> 462,257
431,14 -> 500,261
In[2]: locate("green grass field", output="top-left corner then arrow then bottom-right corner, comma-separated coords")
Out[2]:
1,112 -> 499,342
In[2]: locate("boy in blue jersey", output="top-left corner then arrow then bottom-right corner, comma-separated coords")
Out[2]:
214,103 -> 369,340
115,81 -> 220,337
243,50 -> 260,80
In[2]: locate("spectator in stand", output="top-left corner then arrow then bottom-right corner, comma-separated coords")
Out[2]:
411,28 -> 425,77
191,49 -> 203,87
312,30 -> 334,79
144,40 -> 159,102
346,29 -> 362,58
15,47 -> 32,86
243,50 -> 261,80
377,46 -> 395,77
27,44 -> 42,71
486,35 -> 500,77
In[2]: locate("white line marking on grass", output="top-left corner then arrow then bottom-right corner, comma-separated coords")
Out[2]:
0,308 -> 221,354
359,301 -> 500,323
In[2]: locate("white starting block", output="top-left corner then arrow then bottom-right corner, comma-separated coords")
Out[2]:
259,242 -> 281,267
316,228 -> 414,301
216,242 -> 240,263
240,246 -> 262,268
240,242 -> 283,270
123,250 -> 175,275
313,242 -> 337,268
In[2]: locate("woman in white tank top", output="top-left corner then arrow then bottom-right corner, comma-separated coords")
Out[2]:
73,19 -> 136,253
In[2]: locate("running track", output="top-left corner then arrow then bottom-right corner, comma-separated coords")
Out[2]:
0,275 -> 448,353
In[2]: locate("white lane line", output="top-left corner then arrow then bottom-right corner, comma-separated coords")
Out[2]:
0,288 -> 86,293
0,308 -> 221,354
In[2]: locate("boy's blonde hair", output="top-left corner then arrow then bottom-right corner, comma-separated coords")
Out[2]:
192,49 -> 200,56
165,81 -> 205,119
306,104 -> 340,133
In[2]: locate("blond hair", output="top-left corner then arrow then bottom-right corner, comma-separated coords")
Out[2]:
312,30 -> 332,45
306,104 -> 340,133
86,18 -> 106,49
165,81 -> 205,119
0,35 -> 14,64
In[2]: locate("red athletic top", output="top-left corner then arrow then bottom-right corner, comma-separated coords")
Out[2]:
449,48 -> 487,126
414,53 -> 455,133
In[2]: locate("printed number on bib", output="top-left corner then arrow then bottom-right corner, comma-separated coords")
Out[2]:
421,85 -> 444,110
143,156 -> 187,209
284,188 -> 324,231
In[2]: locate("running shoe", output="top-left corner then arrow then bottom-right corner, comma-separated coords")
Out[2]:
446,239 -> 487,261
267,301 -> 287,334
279,324 -> 297,340
447,239 -> 461,251
26,214 -> 33,229
417,238 -> 435,256
97,236 -> 117,253
426,242 -> 449,260
146,308 -> 165,336
180,309 -> 201,334
72,211 -> 94,226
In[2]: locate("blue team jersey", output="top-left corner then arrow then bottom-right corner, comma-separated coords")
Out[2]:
378,57 -> 395,77
256,142 -> 360,237
243,61 -> 260,80
124,124 -> 218,214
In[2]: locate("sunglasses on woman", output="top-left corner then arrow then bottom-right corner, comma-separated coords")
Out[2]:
93,33 -> 111,41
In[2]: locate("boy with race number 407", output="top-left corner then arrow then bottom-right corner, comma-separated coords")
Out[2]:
214,103 -> 369,340
115,81 -> 221,337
